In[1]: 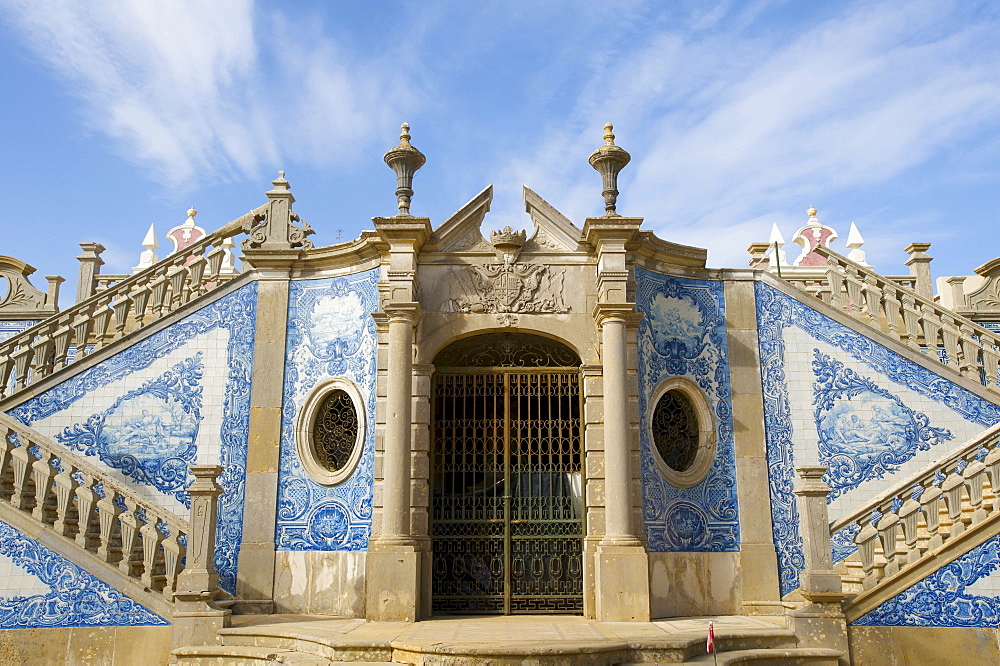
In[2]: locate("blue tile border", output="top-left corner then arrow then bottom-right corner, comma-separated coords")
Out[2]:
0,518 -> 166,628
8,282 -> 257,594
853,534 -> 1000,627
276,270 -> 378,551
636,269 -> 739,552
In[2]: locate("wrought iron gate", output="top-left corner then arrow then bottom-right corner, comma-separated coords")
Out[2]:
431,336 -> 584,614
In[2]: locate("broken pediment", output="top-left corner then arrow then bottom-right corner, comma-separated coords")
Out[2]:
426,185 -> 492,252
522,186 -> 584,252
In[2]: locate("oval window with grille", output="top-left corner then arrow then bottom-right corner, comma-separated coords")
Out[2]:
296,378 -> 366,485
648,378 -> 715,487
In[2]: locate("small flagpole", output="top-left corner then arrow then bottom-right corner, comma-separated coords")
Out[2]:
774,241 -> 783,278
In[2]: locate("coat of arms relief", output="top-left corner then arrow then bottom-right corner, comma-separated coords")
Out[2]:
441,227 -> 570,325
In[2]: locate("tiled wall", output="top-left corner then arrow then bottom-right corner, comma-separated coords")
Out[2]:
0,320 -> 38,342
7,282 -> 257,600
755,282 -> 1000,596
854,535 -> 1000,627
0,518 -> 166,628
635,269 -> 739,552
275,270 -> 378,551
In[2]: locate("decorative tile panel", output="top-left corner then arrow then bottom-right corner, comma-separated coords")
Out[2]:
812,349 -> 953,499
55,355 -> 203,505
755,282 -> 1000,596
7,283 -> 258,594
636,269 -> 739,552
276,270 -> 378,551
0,518 -> 166,628
853,535 -> 1000,627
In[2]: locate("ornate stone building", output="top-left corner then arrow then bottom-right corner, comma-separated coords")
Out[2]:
0,125 -> 998,663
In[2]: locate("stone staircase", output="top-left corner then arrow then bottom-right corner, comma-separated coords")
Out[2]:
0,203 -> 264,407
772,248 -> 1000,621
0,410 -> 216,620
170,614 -> 842,665
830,422 -> 1000,621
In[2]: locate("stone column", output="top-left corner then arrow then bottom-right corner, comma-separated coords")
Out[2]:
584,211 -> 650,622
593,306 -> 649,622
381,304 -> 419,541
171,465 -> 229,649
725,277 -> 783,615
597,308 -> 639,545
75,242 -> 105,303
366,212 -> 431,622
904,242 -> 934,300
787,466 -> 849,662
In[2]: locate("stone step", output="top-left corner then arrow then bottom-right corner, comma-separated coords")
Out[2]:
680,647 -> 843,665
171,644 -> 333,664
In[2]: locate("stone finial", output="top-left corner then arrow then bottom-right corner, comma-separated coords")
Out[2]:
588,122 -> 631,216
133,223 -> 160,273
383,122 -> 426,216
242,172 -> 314,253
768,222 -> 787,267
845,221 -> 870,266
806,205 -> 819,225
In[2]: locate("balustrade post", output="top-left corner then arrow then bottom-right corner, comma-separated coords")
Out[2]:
75,242 -> 105,304
171,465 -> 229,648
904,242 -> 934,300
788,466 -> 849,657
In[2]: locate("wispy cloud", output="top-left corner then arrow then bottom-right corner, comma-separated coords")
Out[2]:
2,1 -> 408,188
489,1 -> 1000,268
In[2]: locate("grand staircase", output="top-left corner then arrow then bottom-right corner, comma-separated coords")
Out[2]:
770,247 -> 1000,619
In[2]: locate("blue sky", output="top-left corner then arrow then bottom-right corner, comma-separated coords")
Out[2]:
2,1 -> 998,305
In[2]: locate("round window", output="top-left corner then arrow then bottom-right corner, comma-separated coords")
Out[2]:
313,389 -> 359,472
648,378 -> 715,487
651,390 -> 699,472
296,378 -> 366,485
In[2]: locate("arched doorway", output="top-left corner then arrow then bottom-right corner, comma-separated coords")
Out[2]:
430,333 -> 584,614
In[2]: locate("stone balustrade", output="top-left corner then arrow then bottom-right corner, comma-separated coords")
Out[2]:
0,411 -> 206,599
831,422 -> 1000,591
810,246 -> 1000,395
0,204 -> 265,403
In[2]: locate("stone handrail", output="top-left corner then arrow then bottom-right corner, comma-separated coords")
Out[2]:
0,204 -> 266,403
831,422 -> 1000,590
813,246 -> 1000,395
0,410 -> 205,600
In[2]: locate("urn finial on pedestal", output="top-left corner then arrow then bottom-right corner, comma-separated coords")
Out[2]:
384,123 -> 426,216
588,122 -> 631,216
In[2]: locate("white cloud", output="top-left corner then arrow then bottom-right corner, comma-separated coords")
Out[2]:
2,1 -> 407,188
485,1 -> 1000,268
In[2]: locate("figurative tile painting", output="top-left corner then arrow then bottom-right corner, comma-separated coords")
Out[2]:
276,270 -> 378,551
755,282 -> 1000,595
6,282 -> 257,595
635,269 -> 740,552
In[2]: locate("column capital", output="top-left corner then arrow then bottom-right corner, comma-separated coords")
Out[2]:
376,302 -> 422,327
593,303 -> 643,327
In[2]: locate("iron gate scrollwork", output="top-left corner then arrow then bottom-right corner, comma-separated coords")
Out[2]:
431,335 -> 584,614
